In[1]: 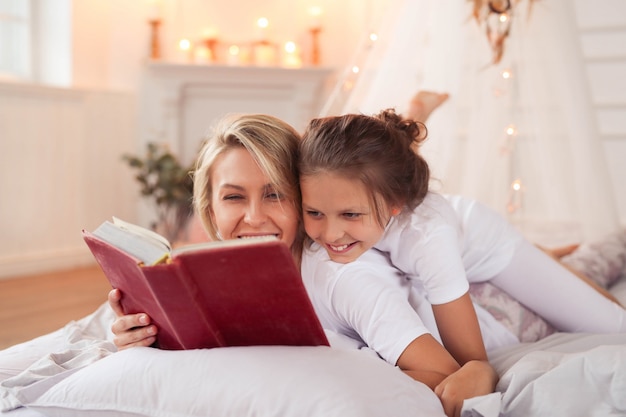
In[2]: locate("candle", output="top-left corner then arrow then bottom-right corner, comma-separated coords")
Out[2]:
201,26 -> 219,40
256,17 -> 269,41
281,41 -> 302,68
308,6 -> 322,29
147,0 -> 162,21
194,45 -> 212,64
253,41 -> 277,66
227,45 -> 241,66
177,38 -> 193,63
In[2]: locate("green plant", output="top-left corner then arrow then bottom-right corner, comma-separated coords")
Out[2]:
123,142 -> 194,243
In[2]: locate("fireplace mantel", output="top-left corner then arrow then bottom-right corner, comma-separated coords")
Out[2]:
140,62 -> 335,164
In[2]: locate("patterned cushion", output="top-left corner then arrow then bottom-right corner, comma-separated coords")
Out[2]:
470,229 -> 626,343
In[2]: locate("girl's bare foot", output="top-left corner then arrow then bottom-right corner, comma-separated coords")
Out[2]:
407,91 -> 450,122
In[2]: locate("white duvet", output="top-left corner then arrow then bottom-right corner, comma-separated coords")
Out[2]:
1,279 -> 626,417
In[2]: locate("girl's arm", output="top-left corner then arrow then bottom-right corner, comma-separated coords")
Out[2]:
396,313 -> 497,417
396,333 -> 460,389
428,292 -> 498,417
431,292 -> 489,364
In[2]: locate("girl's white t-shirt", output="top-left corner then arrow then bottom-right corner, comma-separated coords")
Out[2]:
301,245 -> 518,365
301,246 -> 430,364
374,193 -> 525,305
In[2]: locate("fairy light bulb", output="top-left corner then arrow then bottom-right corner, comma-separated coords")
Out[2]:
499,13 -> 509,23
506,124 -> 517,136
502,68 -> 512,79
506,179 -> 524,213
352,65 -> 360,74
369,32 -> 378,42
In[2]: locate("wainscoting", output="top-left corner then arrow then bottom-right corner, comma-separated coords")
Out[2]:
0,83 -> 139,279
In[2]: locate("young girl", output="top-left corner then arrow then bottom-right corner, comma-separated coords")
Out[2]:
298,108 -> 626,415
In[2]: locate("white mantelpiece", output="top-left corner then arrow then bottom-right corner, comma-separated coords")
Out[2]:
140,62 -> 335,165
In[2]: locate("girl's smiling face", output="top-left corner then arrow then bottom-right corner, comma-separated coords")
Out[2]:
301,172 -> 391,263
210,147 -> 298,248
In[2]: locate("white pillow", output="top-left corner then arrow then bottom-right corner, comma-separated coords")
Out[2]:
19,346 -> 445,417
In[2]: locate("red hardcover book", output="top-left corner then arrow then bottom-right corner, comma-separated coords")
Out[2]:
82,219 -> 329,350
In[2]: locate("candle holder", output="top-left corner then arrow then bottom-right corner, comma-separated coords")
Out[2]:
148,19 -> 162,60
309,26 -> 322,66
204,38 -> 219,63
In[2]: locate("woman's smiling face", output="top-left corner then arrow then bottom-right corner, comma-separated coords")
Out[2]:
210,147 -> 299,248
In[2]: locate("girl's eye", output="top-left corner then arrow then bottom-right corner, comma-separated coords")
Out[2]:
305,210 -> 322,218
343,212 -> 362,219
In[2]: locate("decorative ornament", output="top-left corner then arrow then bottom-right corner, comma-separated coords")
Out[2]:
469,0 -> 537,64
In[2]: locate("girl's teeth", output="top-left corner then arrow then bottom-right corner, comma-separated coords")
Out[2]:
330,243 -> 349,251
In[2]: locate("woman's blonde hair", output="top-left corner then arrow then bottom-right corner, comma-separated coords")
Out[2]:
193,113 -> 304,262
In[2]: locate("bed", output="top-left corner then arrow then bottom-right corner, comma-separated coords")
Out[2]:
1,234 -> 625,417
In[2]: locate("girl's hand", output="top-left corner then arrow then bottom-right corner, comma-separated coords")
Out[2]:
434,360 -> 498,417
108,289 -> 157,350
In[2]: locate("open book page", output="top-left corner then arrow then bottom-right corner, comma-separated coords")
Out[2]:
172,235 -> 279,257
112,217 -> 172,250
93,218 -> 280,266
92,219 -> 171,265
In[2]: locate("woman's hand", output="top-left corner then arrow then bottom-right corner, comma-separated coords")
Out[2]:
108,288 -> 157,350
434,360 -> 498,417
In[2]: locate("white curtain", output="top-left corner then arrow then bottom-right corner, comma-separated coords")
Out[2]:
322,0 -> 619,245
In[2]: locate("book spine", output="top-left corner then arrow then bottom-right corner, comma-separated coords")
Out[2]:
82,231 -> 186,350
143,262 -> 226,349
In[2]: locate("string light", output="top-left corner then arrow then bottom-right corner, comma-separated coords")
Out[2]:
319,27 -> 380,115
505,124 -> 517,136
506,178 -> 524,214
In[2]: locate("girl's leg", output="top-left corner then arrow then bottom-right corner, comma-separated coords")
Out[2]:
490,240 -> 626,333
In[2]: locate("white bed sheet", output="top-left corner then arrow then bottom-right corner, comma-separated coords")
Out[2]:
1,276 -> 625,417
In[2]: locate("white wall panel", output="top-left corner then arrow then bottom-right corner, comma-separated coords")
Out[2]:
0,84 -> 138,278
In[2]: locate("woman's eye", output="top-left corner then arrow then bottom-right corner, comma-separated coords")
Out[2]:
223,194 -> 243,201
266,192 -> 283,200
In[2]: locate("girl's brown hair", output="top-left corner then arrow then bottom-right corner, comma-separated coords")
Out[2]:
299,108 -> 430,227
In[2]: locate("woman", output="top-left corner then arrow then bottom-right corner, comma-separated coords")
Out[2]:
109,113 -> 304,347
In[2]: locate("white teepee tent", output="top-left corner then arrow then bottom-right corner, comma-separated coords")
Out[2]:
322,0 -> 619,245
